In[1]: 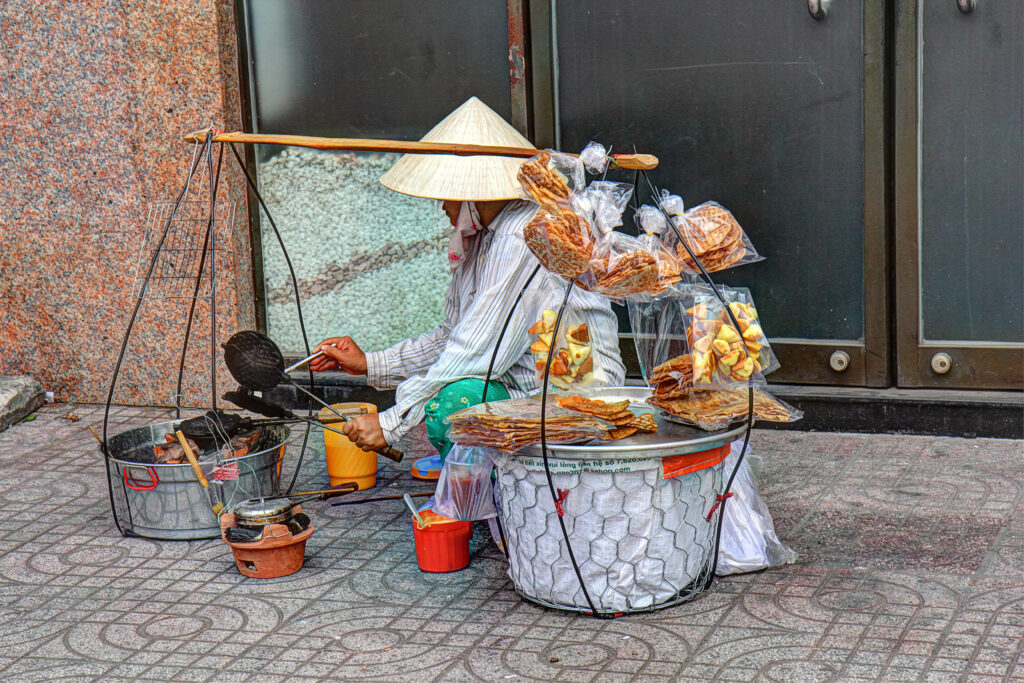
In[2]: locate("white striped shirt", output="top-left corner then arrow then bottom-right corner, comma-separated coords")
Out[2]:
365,200 -> 625,445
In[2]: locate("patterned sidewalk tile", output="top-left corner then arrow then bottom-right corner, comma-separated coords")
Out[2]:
0,403 -> 1019,681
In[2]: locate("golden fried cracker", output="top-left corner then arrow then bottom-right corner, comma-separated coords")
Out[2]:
629,413 -> 658,433
600,425 -> 639,441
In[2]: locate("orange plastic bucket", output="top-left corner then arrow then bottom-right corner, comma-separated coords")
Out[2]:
323,402 -> 379,490
412,509 -> 473,573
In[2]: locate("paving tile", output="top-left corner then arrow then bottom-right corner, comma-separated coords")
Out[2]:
0,407 -> 1020,680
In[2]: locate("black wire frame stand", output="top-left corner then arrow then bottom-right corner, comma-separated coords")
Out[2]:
481,164 -> 756,618
100,133 -> 319,536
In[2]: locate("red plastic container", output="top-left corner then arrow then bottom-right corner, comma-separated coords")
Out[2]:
412,509 -> 473,573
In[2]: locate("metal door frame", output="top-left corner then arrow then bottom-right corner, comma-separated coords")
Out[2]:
893,0 -> 1024,389
524,0 -> 890,387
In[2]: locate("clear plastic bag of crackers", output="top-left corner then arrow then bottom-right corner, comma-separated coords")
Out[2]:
579,229 -> 682,300
674,202 -> 763,274
522,179 -> 635,283
517,149 -> 586,209
626,294 -> 693,401
523,204 -> 597,281
633,200 -> 687,293
648,387 -> 802,431
526,288 -> 616,391
682,285 -> 780,389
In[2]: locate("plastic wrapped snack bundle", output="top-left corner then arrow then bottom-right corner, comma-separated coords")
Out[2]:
580,232 -> 663,299
523,205 -> 596,280
674,202 -> 762,273
526,275 -> 618,391
627,295 -> 692,399
648,387 -> 803,431
518,150 -> 586,209
634,205 -> 685,293
684,285 -> 780,389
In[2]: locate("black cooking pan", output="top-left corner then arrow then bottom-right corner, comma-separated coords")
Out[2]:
223,389 -> 403,462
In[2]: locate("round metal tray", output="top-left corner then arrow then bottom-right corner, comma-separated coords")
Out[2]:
520,386 -> 745,460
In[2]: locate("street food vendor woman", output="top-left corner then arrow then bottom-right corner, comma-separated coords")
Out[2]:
311,97 -> 625,474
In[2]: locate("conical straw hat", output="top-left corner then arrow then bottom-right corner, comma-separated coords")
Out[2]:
380,97 -> 536,201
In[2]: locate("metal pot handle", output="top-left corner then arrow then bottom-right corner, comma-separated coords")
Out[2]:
124,465 -> 159,491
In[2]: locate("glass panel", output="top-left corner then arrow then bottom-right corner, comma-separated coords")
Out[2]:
243,0 -> 512,352
556,0 -> 866,340
256,147 -> 450,353
920,2 -> 1024,343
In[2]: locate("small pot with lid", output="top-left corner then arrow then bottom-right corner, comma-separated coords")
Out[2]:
233,497 -> 299,528
220,483 -> 358,578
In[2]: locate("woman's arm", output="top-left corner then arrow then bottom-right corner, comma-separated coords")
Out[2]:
377,231 -> 542,444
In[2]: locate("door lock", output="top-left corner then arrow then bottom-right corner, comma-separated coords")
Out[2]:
829,350 -> 850,372
930,352 -> 953,375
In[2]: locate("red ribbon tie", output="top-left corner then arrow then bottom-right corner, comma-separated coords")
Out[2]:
706,492 -> 733,520
554,488 -> 570,517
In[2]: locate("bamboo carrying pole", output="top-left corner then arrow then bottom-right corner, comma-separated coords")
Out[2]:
183,130 -> 659,170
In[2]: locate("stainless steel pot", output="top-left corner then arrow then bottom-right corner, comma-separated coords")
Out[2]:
103,420 -> 288,540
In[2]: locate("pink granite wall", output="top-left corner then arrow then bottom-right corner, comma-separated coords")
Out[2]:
0,1 -> 255,406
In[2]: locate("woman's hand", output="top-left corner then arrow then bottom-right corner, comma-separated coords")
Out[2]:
310,336 -> 367,375
341,413 -> 387,452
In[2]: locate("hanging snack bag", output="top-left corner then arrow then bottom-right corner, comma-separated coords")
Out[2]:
518,150 -> 586,209
674,202 -> 762,273
528,308 -> 600,390
634,203 -> 685,292
684,286 -> 779,389
649,388 -> 802,432
523,205 -> 596,280
627,295 -> 692,400
580,232 -> 664,299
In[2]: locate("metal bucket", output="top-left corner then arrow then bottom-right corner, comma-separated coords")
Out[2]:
103,420 -> 288,540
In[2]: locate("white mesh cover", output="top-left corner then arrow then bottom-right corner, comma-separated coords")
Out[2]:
491,452 -> 723,613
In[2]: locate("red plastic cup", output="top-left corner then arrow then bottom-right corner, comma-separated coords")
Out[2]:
412,510 -> 473,573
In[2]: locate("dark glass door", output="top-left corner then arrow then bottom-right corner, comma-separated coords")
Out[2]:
895,0 -> 1023,389
547,0 -> 889,386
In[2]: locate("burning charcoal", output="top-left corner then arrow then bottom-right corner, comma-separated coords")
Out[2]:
222,428 -> 262,459
152,433 -> 199,464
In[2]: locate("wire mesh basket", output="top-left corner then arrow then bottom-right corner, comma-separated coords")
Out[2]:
130,200 -> 237,300
491,451 -> 724,614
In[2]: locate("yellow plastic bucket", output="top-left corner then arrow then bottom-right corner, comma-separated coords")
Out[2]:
323,402 -> 379,490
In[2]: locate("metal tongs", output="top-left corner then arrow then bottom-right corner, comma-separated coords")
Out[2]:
222,389 -> 403,462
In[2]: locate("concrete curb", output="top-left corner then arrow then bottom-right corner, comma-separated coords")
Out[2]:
0,376 -> 45,432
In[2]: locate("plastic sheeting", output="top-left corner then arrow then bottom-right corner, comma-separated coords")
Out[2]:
715,441 -> 797,575
433,446 -> 497,521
